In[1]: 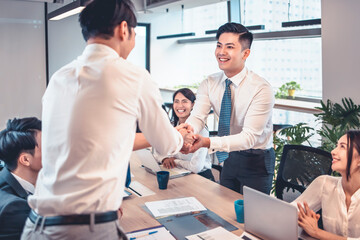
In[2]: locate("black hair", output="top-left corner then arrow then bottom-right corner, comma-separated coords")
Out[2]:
345,130 -> 360,180
216,22 -> 253,50
79,0 -> 137,41
171,88 -> 196,127
0,117 -> 41,171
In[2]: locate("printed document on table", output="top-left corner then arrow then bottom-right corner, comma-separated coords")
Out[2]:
186,227 -> 241,240
145,197 -> 206,218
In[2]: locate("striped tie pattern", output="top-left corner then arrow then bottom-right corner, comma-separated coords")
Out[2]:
216,79 -> 232,163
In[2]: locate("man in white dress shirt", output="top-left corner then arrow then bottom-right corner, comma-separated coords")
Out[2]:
186,23 -> 275,195
0,117 -> 42,240
21,0 -> 189,239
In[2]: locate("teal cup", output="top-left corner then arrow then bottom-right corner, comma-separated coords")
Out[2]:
156,171 -> 170,190
234,199 -> 244,223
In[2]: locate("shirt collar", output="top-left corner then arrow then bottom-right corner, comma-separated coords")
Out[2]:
352,187 -> 360,201
221,67 -> 248,87
11,173 -> 35,195
82,43 -> 120,59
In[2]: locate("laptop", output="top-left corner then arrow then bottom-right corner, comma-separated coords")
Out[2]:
135,149 -> 191,179
240,186 -> 315,240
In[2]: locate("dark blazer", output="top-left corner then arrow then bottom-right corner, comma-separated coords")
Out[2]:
0,168 -> 31,240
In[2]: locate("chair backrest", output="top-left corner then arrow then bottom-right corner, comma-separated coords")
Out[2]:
273,124 -> 292,132
275,144 -> 332,202
162,102 -> 173,119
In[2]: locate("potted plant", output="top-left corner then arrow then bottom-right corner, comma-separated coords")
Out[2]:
275,81 -> 301,99
314,97 -> 360,152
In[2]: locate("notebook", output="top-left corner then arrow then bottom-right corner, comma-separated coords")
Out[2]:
240,186 -> 316,240
135,149 -> 191,179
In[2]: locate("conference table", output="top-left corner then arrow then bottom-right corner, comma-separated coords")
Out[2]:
119,151 -> 245,236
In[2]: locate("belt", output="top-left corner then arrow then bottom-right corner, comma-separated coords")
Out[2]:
29,210 -> 118,226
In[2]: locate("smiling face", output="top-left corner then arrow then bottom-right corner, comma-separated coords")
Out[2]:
215,32 -> 250,78
331,134 -> 360,177
331,134 -> 348,175
173,92 -> 194,123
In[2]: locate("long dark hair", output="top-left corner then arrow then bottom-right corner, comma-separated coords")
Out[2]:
171,88 -> 196,127
346,130 -> 360,180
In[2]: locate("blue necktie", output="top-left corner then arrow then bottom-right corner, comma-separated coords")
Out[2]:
216,79 -> 232,163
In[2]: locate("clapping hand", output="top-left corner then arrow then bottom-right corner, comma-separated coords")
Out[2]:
297,202 -> 320,238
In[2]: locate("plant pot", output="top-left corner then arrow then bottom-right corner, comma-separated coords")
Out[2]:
288,89 -> 295,98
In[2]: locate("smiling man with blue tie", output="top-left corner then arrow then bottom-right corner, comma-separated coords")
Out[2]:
186,22 -> 275,195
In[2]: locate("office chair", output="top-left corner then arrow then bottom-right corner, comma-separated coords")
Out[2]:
273,124 -> 292,132
162,102 -> 173,119
275,144 -> 332,202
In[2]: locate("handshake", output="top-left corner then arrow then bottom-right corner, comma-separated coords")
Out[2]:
175,123 -> 210,154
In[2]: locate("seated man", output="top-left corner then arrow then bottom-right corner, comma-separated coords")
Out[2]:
0,117 -> 41,240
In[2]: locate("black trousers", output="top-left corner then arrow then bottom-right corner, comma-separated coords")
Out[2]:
197,169 -> 215,182
220,148 -> 275,195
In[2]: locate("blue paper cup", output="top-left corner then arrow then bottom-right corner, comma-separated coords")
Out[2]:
156,171 -> 170,190
234,199 -> 244,223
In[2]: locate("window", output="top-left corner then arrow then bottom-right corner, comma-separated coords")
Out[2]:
241,0 -> 322,98
127,23 -> 150,71
141,1 -> 228,89
241,0 -> 321,31
247,37 -> 322,98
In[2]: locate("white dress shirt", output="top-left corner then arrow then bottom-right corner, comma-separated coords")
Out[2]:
187,67 -> 274,153
29,44 -> 183,216
11,173 -> 34,195
292,175 -> 360,239
154,127 -> 212,173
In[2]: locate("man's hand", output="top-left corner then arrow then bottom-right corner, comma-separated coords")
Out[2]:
162,157 -> 177,169
176,123 -> 196,153
118,207 -> 124,219
186,135 -> 210,153
178,127 -> 195,146
297,202 -> 320,238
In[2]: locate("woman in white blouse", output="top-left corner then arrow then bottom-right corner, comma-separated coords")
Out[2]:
293,130 -> 360,240
155,88 -> 214,181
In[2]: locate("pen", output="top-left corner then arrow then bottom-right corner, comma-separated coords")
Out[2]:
128,186 -> 142,197
129,230 -> 158,240
196,235 -> 206,240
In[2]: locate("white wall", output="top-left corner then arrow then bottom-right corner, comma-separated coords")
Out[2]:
322,0 -> 360,104
137,3 -> 227,91
47,14 -> 85,77
0,0 -> 46,127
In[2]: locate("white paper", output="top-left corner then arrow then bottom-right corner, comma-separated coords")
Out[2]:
126,226 -> 176,240
129,181 -> 155,197
186,227 -> 241,240
145,197 -> 206,218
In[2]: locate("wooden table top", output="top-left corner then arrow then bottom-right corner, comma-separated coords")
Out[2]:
119,151 -> 245,236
